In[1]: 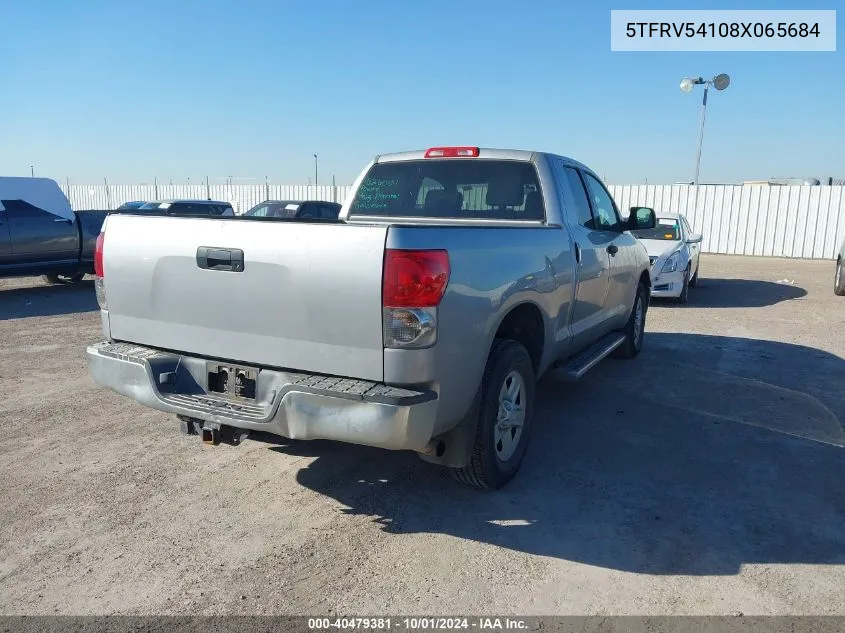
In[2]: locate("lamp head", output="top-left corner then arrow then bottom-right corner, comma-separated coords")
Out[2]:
680,77 -> 704,92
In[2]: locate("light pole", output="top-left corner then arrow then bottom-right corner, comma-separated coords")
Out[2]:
313,154 -> 318,187
680,73 -> 730,186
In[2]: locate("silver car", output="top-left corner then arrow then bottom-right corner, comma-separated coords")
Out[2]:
632,212 -> 703,303
835,236 -> 845,296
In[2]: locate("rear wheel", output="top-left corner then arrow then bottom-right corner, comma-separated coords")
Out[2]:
450,339 -> 536,490
42,272 -> 86,284
835,259 -> 845,296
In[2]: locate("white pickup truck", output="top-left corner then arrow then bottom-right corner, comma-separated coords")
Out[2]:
86,147 -> 657,489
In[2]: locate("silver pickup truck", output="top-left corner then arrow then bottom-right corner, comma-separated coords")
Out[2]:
86,147 -> 657,489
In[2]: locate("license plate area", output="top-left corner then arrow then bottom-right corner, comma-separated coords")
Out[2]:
206,362 -> 258,399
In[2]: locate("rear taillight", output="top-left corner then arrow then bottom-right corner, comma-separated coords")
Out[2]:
424,146 -> 479,158
383,249 -> 449,308
94,232 -> 105,278
94,231 -> 107,309
382,249 -> 449,349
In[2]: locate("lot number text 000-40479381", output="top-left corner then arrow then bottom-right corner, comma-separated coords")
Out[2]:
307,617 -> 530,630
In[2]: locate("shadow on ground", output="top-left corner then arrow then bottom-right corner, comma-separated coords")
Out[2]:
0,281 -> 98,320
652,278 -> 807,308
268,332 -> 844,576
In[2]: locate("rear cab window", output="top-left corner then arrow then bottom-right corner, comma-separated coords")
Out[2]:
348,159 -> 546,221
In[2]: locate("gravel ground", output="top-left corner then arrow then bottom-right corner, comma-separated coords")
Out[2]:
0,254 -> 843,616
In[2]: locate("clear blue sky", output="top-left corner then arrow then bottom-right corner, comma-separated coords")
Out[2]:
0,0 -> 841,185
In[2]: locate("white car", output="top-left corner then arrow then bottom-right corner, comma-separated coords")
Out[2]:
835,235 -> 845,296
631,211 -> 702,303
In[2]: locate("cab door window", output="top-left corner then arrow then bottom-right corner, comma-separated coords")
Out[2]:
581,172 -> 621,231
561,166 -> 596,229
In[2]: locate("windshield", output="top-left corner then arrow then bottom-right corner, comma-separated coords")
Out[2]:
348,159 -> 545,221
632,217 -> 681,241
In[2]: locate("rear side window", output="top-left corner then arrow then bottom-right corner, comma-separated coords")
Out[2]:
1,199 -> 39,214
248,205 -> 270,217
166,203 -> 215,216
318,203 -> 341,219
167,203 -> 199,215
251,203 -> 299,218
296,203 -> 318,218
348,159 -> 545,220
2,199 -> 47,215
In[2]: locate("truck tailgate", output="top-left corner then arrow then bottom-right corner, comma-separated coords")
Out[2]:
102,215 -> 388,382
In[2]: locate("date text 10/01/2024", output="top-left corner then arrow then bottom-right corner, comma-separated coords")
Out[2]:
626,22 -> 821,38
308,617 -> 529,630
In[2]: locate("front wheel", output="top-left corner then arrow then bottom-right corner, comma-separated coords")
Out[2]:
689,262 -> 699,288
835,259 -> 845,296
613,281 -> 648,359
450,339 -> 536,490
675,266 -> 690,304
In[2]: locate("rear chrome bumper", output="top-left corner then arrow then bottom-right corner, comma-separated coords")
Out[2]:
86,341 -> 438,451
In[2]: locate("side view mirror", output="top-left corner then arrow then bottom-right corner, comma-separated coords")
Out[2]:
687,233 -> 703,244
628,206 -> 656,231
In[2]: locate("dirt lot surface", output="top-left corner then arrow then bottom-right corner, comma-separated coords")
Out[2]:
1,254 -> 843,616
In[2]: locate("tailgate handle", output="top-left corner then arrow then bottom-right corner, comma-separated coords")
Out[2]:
196,247 -> 244,272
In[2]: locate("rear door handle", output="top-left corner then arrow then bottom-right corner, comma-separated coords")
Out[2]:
607,244 -> 618,256
196,246 -> 245,272
54,217 -> 73,224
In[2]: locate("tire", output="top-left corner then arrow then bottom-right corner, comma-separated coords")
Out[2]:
613,281 -> 648,359
42,272 -> 85,284
676,266 -> 690,304
689,262 -> 699,288
450,339 -> 536,490
835,259 -> 845,296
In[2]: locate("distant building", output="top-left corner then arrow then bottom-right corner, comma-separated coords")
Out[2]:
743,177 -> 845,186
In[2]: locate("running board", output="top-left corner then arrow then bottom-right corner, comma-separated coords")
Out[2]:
554,332 -> 626,382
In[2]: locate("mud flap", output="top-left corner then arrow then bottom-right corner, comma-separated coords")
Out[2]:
418,384 -> 482,469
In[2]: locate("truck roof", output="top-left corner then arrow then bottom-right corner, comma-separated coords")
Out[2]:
373,147 -> 594,175
0,176 -> 74,221
152,199 -> 231,205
